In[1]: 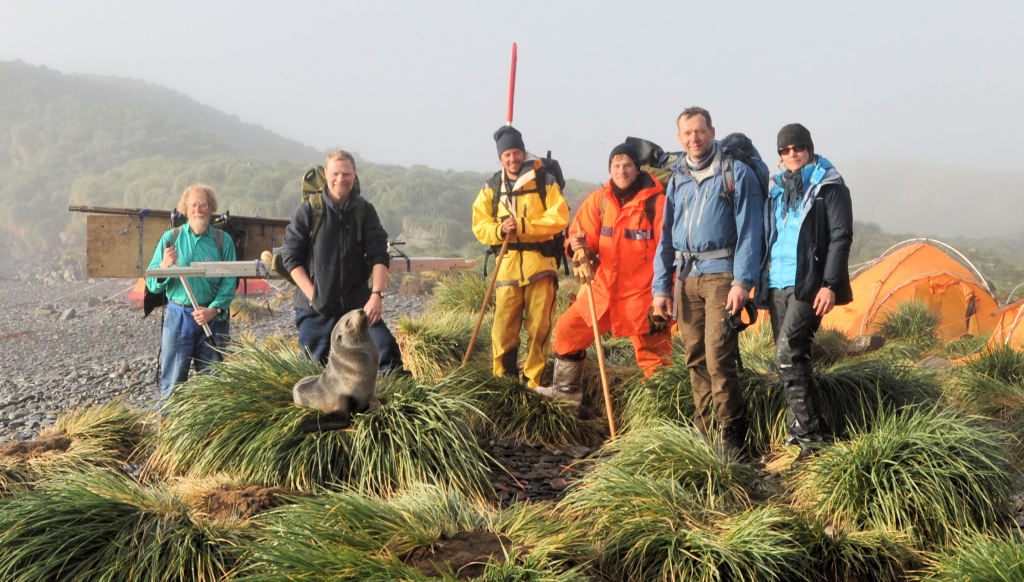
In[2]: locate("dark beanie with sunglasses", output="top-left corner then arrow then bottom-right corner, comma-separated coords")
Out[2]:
777,123 -> 814,155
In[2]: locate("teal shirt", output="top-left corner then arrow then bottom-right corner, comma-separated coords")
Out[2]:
145,225 -> 237,319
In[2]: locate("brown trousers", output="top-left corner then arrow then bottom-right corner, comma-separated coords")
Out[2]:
676,272 -> 747,433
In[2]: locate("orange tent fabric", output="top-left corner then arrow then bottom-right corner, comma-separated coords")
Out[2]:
987,298 -> 1024,348
820,241 -> 1000,341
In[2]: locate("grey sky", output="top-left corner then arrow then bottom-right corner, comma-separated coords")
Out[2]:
2,0 -> 1021,185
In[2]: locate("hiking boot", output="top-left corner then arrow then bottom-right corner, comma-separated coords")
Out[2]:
534,356 -> 585,407
721,422 -> 751,462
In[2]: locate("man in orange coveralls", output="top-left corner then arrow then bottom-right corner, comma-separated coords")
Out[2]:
535,143 -> 672,406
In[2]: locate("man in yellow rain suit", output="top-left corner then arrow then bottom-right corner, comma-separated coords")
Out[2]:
471,125 -> 570,388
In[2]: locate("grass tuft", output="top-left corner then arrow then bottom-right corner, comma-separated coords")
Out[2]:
147,340 -> 495,498
875,301 -> 940,350
0,469 -> 245,582
396,310 -> 483,380
789,405 -> 1019,546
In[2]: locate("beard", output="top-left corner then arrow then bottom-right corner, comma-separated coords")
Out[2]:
189,216 -> 211,234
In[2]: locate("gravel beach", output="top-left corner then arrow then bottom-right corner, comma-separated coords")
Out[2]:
0,254 -> 429,443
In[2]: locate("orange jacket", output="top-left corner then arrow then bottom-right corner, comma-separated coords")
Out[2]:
570,172 -> 664,337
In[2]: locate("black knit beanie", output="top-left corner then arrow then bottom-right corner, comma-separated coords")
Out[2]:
777,123 -> 814,155
608,142 -> 641,169
494,125 -> 525,156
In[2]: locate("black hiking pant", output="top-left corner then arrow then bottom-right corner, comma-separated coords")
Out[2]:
770,287 -> 827,444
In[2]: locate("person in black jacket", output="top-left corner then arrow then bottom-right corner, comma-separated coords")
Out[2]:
279,150 -> 404,373
754,124 -> 853,455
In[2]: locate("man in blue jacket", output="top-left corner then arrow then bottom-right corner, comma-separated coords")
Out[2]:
651,106 -> 764,457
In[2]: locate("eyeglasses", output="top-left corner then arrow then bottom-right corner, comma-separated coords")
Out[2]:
778,144 -> 808,156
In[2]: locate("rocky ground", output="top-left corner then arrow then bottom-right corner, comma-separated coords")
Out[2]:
0,254 -> 590,503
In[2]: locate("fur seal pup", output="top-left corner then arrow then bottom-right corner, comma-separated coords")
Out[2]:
292,309 -> 379,427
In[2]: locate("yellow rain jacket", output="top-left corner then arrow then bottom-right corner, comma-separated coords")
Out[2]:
471,159 -> 570,287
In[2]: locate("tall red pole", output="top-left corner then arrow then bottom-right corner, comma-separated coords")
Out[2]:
465,42 -> 519,366
506,42 -> 517,125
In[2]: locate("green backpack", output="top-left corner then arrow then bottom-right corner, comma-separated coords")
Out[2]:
269,166 -> 366,284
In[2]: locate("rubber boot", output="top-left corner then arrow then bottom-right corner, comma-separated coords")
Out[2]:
533,356 -> 585,407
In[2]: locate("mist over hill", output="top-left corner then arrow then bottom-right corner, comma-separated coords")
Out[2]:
2,59 -> 1022,295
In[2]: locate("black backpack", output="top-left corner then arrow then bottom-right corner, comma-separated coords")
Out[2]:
717,132 -> 770,204
269,166 -> 368,284
626,133 -> 769,205
483,152 -> 570,276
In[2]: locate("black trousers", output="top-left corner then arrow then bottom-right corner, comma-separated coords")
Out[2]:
770,287 -> 827,444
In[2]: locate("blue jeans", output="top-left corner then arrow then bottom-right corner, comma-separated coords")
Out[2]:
295,309 -> 405,373
160,302 -> 229,402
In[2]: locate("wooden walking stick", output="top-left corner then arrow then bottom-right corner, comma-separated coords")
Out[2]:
463,235 -> 508,365
575,248 -> 616,439
463,42 -> 518,366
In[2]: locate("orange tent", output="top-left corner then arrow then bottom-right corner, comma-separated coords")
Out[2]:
821,239 -> 1000,341
986,297 -> 1024,348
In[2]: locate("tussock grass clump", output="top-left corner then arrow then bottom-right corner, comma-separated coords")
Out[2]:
439,368 -> 606,447
875,300 -> 940,350
396,310 -> 483,380
739,322 -> 777,375
813,327 -> 851,368
0,402 -> 152,491
789,405 -> 1018,546
230,297 -> 274,323
430,271 -> 491,314
556,423 -> 809,580
561,474 -> 807,582
58,400 -> 153,465
243,483 -> 588,580
0,469 -> 245,582
785,514 -> 918,582
947,344 -> 1024,422
812,356 -> 941,437
564,421 -> 760,510
618,354 -> 693,431
147,341 -> 495,498
922,531 -> 1024,581
745,355 -> 940,453
938,333 -> 989,359
955,342 -> 1024,385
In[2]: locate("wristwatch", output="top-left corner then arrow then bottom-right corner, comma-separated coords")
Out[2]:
371,290 -> 385,298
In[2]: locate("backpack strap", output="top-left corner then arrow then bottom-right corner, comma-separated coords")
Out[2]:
309,191 -> 324,241
721,155 -> 736,195
598,189 -> 661,227
352,196 -> 365,244
169,225 -> 224,254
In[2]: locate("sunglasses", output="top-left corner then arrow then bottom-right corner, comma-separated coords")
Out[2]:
778,144 -> 808,156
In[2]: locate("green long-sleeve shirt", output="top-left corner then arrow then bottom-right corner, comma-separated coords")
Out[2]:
145,225 -> 237,319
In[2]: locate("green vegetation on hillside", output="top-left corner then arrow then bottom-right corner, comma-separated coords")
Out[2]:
3,60 -> 1023,299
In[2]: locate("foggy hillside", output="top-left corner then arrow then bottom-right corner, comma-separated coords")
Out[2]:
842,161 -> 1023,239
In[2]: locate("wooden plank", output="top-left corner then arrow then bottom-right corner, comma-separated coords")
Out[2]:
82,212 -> 290,278
78,206 -> 474,279
388,257 -> 477,273
86,214 -> 167,278
147,257 -> 477,279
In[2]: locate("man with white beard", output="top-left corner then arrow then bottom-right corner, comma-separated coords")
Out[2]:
146,184 -> 237,402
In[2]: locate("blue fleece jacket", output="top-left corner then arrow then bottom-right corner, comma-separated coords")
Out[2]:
652,144 -> 764,295
767,156 -> 843,289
